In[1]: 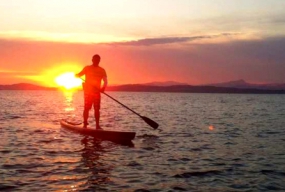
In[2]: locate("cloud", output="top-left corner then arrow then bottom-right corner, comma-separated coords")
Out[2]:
270,15 -> 285,24
105,33 -> 236,46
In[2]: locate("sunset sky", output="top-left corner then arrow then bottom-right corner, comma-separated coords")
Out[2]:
0,0 -> 285,87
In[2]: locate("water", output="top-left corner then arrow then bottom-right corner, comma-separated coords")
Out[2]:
1,91 -> 285,191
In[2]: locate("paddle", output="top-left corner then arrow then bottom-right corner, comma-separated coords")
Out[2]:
79,78 -> 159,129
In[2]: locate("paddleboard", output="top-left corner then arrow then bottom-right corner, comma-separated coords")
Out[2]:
60,119 -> 136,142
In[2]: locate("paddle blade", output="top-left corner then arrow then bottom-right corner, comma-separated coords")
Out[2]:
141,116 -> 159,129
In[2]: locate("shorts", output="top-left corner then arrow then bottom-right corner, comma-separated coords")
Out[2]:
84,92 -> 101,110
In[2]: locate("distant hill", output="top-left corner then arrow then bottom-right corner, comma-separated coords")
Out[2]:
106,84 -> 285,94
0,83 -> 56,90
1,81 -> 285,94
143,81 -> 189,86
207,79 -> 285,90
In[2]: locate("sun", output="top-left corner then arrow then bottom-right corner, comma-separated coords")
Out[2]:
55,72 -> 82,89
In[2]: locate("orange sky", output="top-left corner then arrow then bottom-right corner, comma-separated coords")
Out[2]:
1,37 -> 285,87
1,1 -> 285,87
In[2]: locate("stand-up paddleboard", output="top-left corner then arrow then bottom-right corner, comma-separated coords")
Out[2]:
60,119 -> 136,142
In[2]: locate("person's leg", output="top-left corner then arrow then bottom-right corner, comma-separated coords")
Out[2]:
83,109 -> 89,128
94,93 -> 102,130
83,94 -> 92,128
94,108 -> 101,129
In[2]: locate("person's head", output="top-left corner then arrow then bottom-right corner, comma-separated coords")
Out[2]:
92,54 -> 101,66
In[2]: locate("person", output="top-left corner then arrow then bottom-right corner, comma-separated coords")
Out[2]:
76,54 -> 108,129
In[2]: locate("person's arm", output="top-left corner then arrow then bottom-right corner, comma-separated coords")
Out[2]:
75,67 -> 85,78
101,76 -> 108,92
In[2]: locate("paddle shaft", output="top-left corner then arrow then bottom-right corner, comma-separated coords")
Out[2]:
102,91 -> 142,117
102,91 -> 159,129
79,77 -> 159,129
80,78 -> 140,116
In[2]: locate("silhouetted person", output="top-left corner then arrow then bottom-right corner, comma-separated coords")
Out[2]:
76,54 -> 107,129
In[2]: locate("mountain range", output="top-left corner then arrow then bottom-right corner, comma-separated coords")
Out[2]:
0,83 -> 56,90
143,81 -> 189,86
0,80 -> 285,94
141,79 -> 285,90
206,79 -> 285,90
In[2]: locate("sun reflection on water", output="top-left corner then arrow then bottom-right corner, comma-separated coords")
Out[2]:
63,90 -> 75,112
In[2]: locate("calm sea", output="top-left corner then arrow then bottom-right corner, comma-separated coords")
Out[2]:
0,91 -> 285,191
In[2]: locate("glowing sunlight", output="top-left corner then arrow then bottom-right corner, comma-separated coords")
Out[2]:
55,72 -> 82,90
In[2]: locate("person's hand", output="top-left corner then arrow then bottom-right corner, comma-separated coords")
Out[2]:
100,87 -> 105,93
74,74 -> 80,78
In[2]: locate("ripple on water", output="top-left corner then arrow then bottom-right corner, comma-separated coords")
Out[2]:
0,184 -> 18,191
173,170 -> 223,178
1,92 -> 285,191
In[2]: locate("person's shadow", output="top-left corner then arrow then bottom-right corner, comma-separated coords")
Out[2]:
80,136 -> 134,190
